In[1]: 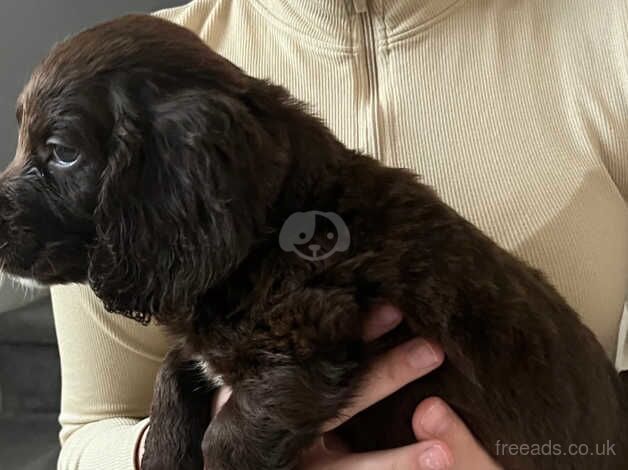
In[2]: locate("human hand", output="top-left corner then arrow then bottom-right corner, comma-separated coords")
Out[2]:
300,396 -> 502,469
297,306 -> 502,470
139,306 -> 501,470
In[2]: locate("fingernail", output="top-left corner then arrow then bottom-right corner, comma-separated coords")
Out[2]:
406,339 -> 440,370
321,433 -> 349,453
420,402 -> 452,436
376,306 -> 402,327
419,444 -> 451,469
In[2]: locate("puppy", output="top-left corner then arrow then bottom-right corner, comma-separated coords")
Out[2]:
1,15 -> 626,470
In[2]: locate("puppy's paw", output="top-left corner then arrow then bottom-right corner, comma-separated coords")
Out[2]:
201,429 -> 267,470
141,451 -> 204,470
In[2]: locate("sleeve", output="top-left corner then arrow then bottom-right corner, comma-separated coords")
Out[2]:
602,0 -> 628,202
53,284 -> 170,470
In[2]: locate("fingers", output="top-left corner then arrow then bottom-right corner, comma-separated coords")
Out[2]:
323,338 -> 444,431
361,305 -> 403,342
413,397 -> 502,470
210,386 -> 233,417
305,438 -> 453,470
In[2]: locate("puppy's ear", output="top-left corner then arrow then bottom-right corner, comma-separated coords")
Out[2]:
88,83 -> 287,323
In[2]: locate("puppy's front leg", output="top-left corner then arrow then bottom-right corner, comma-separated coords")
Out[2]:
202,361 -> 358,470
142,346 -> 216,470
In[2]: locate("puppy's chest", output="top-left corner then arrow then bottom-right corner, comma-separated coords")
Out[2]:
184,262 -> 355,386
188,339 -> 278,388
181,318 -> 299,387
183,305 -> 341,387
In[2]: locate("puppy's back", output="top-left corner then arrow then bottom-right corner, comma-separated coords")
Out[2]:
317,153 -> 628,469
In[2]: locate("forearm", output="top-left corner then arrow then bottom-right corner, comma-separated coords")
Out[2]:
51,284 -> 169,470
58,418 -> 149,470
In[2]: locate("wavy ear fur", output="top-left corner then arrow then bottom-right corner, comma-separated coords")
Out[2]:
88,80 -> 288,324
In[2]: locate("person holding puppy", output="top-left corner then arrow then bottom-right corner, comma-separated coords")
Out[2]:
51,1 -> 627,469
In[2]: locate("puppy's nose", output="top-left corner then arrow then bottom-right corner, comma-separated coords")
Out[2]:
309,244 -> 320,254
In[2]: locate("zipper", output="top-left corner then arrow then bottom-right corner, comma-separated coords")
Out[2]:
353,0 -> 382,160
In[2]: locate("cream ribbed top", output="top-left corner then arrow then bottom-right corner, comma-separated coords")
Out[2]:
51,1 -> 628,468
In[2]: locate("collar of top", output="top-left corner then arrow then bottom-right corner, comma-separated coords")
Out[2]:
249,0 -> 463,49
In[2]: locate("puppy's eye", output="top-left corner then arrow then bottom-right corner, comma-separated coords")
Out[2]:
46,139 -> 80,167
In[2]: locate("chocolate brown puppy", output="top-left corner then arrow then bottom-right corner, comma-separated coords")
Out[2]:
0,15 -> 625,470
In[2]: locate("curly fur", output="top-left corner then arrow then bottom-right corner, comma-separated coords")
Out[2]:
0,15 -> 627,470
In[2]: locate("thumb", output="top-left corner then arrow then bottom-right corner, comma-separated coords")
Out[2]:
305,439 -> 453,470
412,397 -> 502,470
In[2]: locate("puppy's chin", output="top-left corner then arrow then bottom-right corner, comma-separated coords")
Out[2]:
0,255 -> 88,288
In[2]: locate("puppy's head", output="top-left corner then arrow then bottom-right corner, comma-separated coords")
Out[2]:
0,15 -> 289,323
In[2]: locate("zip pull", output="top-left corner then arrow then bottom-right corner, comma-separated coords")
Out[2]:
352,0 -> 368,14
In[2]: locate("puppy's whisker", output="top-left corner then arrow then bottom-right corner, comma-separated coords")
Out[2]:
1,270 -> 44,298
